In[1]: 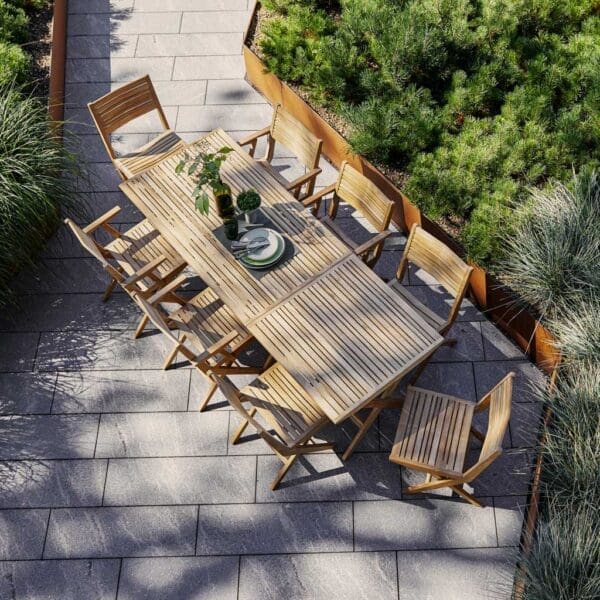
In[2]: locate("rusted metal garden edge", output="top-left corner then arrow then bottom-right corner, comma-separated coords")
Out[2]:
243,1 -> 558,376
48,0 -> 68,126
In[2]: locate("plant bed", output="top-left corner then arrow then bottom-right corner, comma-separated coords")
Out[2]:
246,1 -> 598,268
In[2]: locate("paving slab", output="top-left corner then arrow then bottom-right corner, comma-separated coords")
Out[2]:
95,411 -> 229,457
36,329 -> 170,371
206,79 -> 266,104
181,10 -> 252,33
354,498 -> 497,551
67,34 -> 138,58
0,509 -> 49,559
396,547 -> 516,600
0,459 -> 107,509
473,360 -> 546,403
481,321 -> 528,361
136,33 -> 242,57
430,321 -> 485,362
173,55 -> 245,80
0,372 -> 56,414
239,552 -> 399,600
197,502 -> 352,555
0,559 -> 121,600
104,456 -> 256,505
138,0 -> 247,10
0,333 -> 39,372
255,453 -> 402,503
494,495 -> 528,547
53,370 -> 190,413
44,506 -> 198,558
68,12 -> 182,36
177,104 -> 271,133
0,414 -> 99,459
118,556 -> 239,600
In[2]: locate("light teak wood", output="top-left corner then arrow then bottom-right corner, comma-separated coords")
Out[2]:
64,210 -> 186,337
238,105 -> 323,199
251,255 -> 444,425
120,129 -> 351,324
88,75 -> 185,180
389,372 -> 515,507
214,367 -> 332,490
389,224 -> 473,385
303,161 -> 394,267
133,281 -> 263,411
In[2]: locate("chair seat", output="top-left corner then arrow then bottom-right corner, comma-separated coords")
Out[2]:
387,280 -> 446,333
240,364 -> 329,448
105,219 -> 186,290
389,386 -> 474,478
168,287 -> 252,358
115,130 -> 185,178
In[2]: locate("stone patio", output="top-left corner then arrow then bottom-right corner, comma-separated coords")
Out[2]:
0,1 -> 546,598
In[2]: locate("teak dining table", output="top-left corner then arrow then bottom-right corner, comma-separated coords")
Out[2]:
120,128 -> 444,426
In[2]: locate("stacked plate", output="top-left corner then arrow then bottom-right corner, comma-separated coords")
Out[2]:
238,228 -> 286,270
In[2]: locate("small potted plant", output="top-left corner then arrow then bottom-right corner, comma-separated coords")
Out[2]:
237,189 -> 262,224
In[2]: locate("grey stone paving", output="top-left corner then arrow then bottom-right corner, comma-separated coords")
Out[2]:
0,1 -> 546,597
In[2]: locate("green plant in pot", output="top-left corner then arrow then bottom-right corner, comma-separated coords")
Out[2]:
175,145 -> 233,216
237,189 -> 262,224
175,145 -> 239,239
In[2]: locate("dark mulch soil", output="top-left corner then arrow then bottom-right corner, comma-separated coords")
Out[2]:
23,1 -> 53,98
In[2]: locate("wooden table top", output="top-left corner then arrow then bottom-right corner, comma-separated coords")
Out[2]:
120,129 -> 443,423
120,129 -> 351,322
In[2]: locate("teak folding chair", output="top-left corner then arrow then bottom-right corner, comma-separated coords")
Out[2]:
88,75 -> 185,180
133,277 -> 263,411
64,208 -> 186,337
389,224 -> 473,382
389,373 -> 515,507
213,367 -> 333,490
238,105 -> 323,200
303,161 -> 394,267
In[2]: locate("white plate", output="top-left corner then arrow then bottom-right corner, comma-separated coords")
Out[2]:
239,228 -> 283,262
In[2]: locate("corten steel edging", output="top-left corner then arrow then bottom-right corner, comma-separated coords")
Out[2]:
243,38 -> 559,375
48,0 -> 68,127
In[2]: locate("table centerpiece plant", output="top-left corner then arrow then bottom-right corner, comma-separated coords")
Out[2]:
175,145 -> 239,239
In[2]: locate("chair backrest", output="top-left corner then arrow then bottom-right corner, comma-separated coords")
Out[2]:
64,218 -> 123,282
397,225 -> 473,331
88,75 -> 169,159
334,161 -> 394,232
213,374 -> 290,455
463,372 -> 514,482
270,105 -> 323,170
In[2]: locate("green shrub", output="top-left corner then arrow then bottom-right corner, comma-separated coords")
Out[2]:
0,40 -> 29,85
0,0 -> 28,43
0,85 -> 83,307
520,500 -> 600,600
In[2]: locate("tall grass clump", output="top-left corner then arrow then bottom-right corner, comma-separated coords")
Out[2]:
502,171 -> 600,319
0,84 -> 82,307
519,501 -> 600,600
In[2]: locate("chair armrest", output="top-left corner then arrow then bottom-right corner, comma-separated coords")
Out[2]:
195,330 -> 239,364
302,183 -> 336,208
354,230 -> 392,257
122,255 -> 167,290
286,167 -> 322,198
147,273 -> 188,305
238,127 -> 271,157
83,206 -> 122,236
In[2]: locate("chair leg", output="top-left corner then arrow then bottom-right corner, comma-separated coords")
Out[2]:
342,406 -> 381,461
262,354 -> 275,370
271,454 -> 299,490
134,314 -> 149,339
231,408 -> 257,445
198,377 -> 218,412
162,342 -> 180,370
102,278 -> 118,302
451,485 -> 484,508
